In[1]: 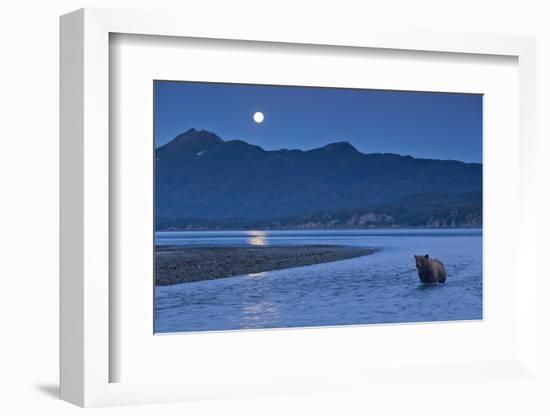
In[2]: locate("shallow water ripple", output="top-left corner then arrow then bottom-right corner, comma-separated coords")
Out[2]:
155,229 -> 482,333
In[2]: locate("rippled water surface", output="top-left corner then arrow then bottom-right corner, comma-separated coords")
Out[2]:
155,229 -> 482,333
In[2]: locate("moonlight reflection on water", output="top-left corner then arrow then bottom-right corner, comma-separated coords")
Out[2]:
246,230 -> 267,246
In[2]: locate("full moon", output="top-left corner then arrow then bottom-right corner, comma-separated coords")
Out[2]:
253,111 -> 264,123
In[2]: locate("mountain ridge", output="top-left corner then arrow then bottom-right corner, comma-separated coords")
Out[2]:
157,129 -> 480,164
155,129 -> 482,229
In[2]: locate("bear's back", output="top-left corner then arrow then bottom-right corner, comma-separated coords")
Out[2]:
430,258 -> 446,283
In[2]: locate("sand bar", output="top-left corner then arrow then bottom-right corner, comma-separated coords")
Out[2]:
155,245 -> 376,286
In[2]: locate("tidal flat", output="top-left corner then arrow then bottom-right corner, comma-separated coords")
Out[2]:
155,245 -> 376,285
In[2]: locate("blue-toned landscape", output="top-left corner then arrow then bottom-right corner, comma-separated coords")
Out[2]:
154,81 -> 483,333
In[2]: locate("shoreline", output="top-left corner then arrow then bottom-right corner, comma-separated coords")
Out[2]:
156,226 -> 483,232
155,245 -> 376,286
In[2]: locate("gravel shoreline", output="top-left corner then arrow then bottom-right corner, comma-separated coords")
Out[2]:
155,245 -> 376,286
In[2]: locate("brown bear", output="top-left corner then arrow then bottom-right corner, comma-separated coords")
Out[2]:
414,254 -> 447,284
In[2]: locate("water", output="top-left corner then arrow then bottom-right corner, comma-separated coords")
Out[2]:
155,229 -> 482,333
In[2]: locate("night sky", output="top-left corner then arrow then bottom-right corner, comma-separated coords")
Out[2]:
154,80 -> 482,163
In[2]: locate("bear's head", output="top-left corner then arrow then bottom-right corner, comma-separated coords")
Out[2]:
414,254 -> 430,271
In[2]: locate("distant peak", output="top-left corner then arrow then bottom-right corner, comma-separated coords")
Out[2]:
163,129 -> 224,149
321,141 -> 358,152
175,128 -> 222,142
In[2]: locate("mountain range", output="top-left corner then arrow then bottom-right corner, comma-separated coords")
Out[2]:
155,129 -> 482,230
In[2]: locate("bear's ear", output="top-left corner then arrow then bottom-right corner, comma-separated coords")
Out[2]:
424,254 -> 429,259
414,255 -> 418,259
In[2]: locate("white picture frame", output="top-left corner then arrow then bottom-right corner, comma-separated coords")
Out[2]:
60,7 -> 538,408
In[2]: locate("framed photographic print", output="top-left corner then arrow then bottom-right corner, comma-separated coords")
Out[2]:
153,81 -> 483,334
60,8 -> 538,408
